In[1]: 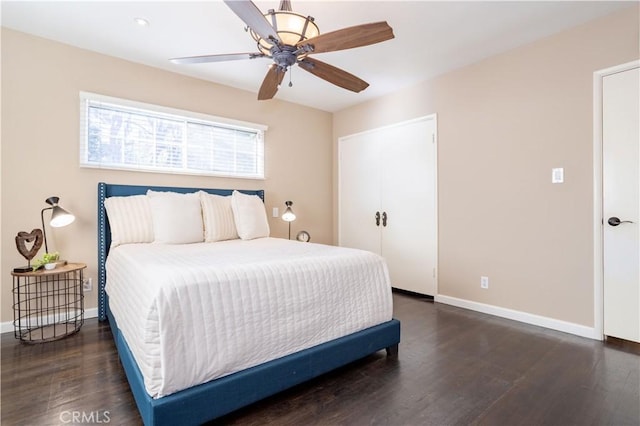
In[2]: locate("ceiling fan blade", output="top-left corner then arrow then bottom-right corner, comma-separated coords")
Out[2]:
298,57 -> 369,93
297,21 -> 394,54
170,53 -> 265,64
224,0 -> 281,45
258,65 -> 286,100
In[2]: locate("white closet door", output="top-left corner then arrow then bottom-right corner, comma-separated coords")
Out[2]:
380,118 -> 437,295
338,131 -> 382,254
339,116 -> 438,296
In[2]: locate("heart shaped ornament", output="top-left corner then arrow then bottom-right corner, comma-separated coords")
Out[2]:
15,229 -> 44,261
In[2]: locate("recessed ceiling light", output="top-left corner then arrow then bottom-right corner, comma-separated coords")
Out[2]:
134,17 -> 149,27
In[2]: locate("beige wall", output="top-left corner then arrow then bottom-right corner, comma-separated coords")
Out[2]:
1,29 -> 333,322
333,7 -> 639,327
2,7 -> 638,328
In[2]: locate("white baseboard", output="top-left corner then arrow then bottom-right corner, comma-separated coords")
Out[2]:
1,307 -> 98,335
435,295 -> 602,340
4,299 -> 601,341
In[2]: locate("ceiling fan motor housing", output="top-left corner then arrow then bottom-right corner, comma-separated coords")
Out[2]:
271,45 -> 299,70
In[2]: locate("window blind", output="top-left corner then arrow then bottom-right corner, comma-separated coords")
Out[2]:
79,92 -> 266,179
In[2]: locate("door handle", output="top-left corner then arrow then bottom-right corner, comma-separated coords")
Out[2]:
375,211 -> 380,227
382,212 -> 388,227
608,216 -> 634,226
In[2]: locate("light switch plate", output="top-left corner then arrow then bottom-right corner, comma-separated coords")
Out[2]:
552,168 -> 564,183
272,207 -> 279,218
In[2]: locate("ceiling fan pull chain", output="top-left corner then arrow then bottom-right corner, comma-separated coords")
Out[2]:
289,68 -> 293,87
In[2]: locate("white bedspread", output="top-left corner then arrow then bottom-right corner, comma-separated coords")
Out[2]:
106,238 -> 392,398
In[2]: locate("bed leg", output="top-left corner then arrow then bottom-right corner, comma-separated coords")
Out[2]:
385,344 -> 399,357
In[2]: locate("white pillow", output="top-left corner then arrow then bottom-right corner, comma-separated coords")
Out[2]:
199,191 -> 238,242
104,195 -> 154,248
147,190 -> 204,244
231,190 -> 270,240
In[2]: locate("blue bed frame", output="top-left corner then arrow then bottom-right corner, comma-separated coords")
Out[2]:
97,182 -> 401,426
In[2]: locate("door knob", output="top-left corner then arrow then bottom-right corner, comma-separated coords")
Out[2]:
375,211 -> 380,227
382,212 -> 388,227
608,216 -> 634,226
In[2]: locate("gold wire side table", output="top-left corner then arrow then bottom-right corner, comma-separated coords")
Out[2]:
11,262 -> 85,343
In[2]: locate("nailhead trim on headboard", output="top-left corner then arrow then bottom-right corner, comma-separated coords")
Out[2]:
97,182 -> 107,320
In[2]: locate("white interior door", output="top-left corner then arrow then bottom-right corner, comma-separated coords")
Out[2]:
603,66 -> 640,343
380,118 -> 437,295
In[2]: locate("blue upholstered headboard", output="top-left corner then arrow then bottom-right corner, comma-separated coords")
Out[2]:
96,182 -> 265,321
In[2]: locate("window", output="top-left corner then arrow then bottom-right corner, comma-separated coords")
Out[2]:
79,92 -> 267,179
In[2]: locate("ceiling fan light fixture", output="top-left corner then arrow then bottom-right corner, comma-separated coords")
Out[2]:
177,0 -> 394,101
250,10 -> 319,56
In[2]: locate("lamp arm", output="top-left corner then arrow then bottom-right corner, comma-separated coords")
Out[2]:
41,207 -> 52,253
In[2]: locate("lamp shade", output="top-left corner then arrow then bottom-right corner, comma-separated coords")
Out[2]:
50,205 -> 75,227
249,0 -> 319,56
282,200 -> 296,222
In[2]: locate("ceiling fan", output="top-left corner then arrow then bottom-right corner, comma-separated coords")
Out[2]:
170,0 -> 394,101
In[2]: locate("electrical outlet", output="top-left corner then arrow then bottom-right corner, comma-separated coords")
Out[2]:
83,277 -> 93,292
480,276 -> 489,289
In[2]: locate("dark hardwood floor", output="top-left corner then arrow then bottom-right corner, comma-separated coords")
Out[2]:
2,292 -> 639,425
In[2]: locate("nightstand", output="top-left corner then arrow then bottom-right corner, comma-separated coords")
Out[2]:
11,262 -> 86,343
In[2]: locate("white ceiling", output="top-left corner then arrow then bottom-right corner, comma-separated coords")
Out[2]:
1,1 -> 633,112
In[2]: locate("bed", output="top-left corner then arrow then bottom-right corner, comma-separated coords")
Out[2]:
97,182 -> 401,425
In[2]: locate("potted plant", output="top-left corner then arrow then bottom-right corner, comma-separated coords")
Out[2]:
32,252 -> 60,271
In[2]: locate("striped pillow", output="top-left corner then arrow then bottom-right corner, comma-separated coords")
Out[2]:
104,195 -> 154,248
199,191 -> 238,242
